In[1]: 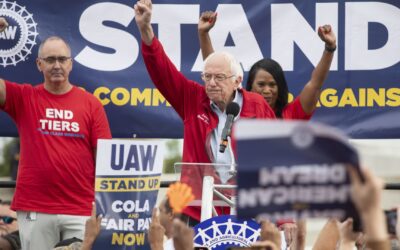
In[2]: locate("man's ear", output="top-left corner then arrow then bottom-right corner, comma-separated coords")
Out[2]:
234,75 -> 243,90
36,58 -> 42,72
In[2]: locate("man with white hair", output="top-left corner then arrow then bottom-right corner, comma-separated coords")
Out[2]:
134,0 -> 276,224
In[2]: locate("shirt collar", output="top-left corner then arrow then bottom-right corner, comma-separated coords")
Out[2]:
210,89 -> 241,112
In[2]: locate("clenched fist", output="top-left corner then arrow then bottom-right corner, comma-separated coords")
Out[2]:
0,17 -> 8,33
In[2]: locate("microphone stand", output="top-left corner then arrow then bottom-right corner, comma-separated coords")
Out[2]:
227,136 -> 237,216
228,136 -> 236,176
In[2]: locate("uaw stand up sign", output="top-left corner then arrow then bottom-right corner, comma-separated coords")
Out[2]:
94,139 -> 165,250
235,120 -> 362,228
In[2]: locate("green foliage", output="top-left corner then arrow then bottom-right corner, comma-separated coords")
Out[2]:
0,138 -> 183,176
0,138 -> 18,177
163,139 -> 182,174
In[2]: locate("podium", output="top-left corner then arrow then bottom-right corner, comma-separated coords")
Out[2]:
174,162 -> 237,222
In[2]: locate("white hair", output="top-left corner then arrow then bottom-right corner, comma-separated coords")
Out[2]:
203,51 -> 243,88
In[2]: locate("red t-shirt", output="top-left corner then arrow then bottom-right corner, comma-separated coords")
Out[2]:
1,81 -> 111,216
282,96 -> 313,120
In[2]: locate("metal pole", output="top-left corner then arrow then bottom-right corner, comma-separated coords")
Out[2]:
201,176 -> 214,222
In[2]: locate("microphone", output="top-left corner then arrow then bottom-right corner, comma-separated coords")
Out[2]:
219,102 -> 240,153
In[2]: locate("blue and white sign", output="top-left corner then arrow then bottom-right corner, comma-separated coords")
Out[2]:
193,215 -> 260,250
235,120 -> 361,225
94,139 -> 165,250
1,1 -> 400,138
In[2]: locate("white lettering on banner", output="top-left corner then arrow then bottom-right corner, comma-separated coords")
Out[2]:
0,26 -> 17,40
345,2 -> 400,70
101,217 -> 151,231
111,200 -> 150,213
102,218 -> 135,231
137,218 -> 151,231
152,5 -> 199,70
271,3 -> 338,71
75,2 -> 400,72
75,2 -> 139,71
192,4 -> 263,71
238,185 -> 350,207
258,163 -> 346,185
238,163 -> 350,208
256,210 -> 345,221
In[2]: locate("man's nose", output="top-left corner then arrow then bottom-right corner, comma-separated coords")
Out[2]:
53,60 -> 62,68
208,78 -> 218,86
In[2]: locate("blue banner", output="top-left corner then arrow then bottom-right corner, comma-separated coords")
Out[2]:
235,120 -> 361,226
94,139 -> 164,250
1,0 -> 400,138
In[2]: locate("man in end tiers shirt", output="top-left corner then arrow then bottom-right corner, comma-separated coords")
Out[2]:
0,17 -> 111,250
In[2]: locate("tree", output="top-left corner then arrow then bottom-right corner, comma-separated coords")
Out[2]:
163,139 -> 182,174
0,137 -> 18,177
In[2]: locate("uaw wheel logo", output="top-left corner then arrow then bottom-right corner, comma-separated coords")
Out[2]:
194,215 -> 260,250
0,0 -> 38,67
291,124 -> 314,149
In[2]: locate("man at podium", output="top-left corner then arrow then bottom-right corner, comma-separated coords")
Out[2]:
134,0 -> 276,224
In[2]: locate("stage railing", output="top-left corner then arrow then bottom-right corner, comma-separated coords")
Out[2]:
1,180 -> 400,189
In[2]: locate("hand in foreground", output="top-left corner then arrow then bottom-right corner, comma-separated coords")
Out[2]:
337,218 -> 362,250
259,220 -> 282,248
279,222 -> 297,248
82,202 -> 102,250
172,218 -> 194,250
348,166 -> 383,215
148,207 -> 165,250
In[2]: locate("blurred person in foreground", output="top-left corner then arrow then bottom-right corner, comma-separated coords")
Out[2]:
53,202 -> 102,250
347,167 -> 390,249
149,204 -> 195,250
313,167 -> 390,250
0,200 -> 20,250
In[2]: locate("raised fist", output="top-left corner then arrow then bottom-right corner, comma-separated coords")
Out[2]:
0,17 -> 8,33
198,11 -> 217,33
318,24 -> 337,49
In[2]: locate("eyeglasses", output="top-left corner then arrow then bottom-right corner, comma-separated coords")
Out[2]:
201,73 -> 235,83
39,56 -> 71,64
0,216 -> 16,224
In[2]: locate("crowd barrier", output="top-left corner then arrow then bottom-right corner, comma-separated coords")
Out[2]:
1,180 -> 400,189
